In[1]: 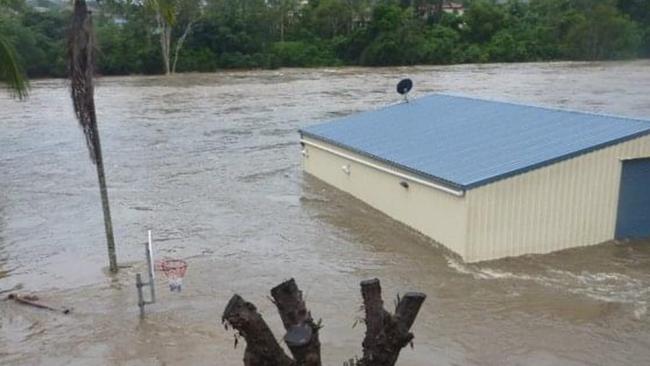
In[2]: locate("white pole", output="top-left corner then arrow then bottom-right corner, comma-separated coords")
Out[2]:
146,230 -> 156,303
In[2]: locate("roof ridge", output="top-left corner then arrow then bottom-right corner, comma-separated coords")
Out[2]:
434,92 -> 650,125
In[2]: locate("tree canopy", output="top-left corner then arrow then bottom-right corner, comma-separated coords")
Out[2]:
0,0 -> 648,78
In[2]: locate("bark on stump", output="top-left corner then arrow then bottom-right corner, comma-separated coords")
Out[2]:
222,294 -> 294,366
271,279 -> 322,366
358,279 -> 426,366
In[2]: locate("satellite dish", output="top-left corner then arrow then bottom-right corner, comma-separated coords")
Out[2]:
396,78 -> 413,102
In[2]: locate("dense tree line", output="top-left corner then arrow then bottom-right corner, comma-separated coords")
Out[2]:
0,0 -> 648,78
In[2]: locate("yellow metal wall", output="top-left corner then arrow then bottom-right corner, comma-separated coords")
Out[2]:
465,134 -> 650,262
303,134 -> 650,263
302,137 -> 468,258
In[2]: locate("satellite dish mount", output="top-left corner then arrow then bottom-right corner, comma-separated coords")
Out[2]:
397,78 -> 413,103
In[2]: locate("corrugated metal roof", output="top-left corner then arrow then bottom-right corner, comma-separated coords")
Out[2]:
300,94 -> 650,190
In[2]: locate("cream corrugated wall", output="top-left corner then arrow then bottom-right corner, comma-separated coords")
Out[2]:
302,137 -> 468,258
465,134 -> 650,262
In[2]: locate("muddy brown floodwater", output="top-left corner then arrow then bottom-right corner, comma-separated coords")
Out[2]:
1,61 -> 650,365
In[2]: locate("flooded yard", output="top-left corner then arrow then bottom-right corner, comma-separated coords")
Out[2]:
1,61 -> 650,365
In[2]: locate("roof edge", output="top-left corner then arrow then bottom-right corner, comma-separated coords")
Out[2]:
464,128 -> 650,189
300,130 -> 466,191
437,92 -> 650,124
300,128 -> 650,191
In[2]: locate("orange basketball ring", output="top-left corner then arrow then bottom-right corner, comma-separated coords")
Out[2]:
160,259 -> 188,292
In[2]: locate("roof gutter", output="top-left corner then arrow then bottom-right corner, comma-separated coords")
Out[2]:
301,139 -> 465,197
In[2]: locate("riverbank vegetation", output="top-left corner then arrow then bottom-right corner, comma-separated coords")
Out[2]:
1,0 -> 648,77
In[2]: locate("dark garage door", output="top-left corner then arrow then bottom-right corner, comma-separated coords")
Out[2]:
616,158 -> 650,239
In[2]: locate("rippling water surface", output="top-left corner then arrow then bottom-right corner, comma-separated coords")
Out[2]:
1,61 -> 650,365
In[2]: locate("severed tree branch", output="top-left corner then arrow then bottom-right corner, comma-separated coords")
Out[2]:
270,279 -> 322,366
222,295 -> 294,366
357,279 -> 426,366
359,278 -> 391,362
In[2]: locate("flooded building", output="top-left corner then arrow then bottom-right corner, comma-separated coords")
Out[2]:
299,94 -> 650,262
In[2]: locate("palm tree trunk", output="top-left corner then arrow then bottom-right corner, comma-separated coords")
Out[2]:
68,0 -> 118,273
91,122 -> 117,273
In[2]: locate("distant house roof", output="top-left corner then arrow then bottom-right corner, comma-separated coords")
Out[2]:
300,94 -> 650,190
443,2 -> 464,11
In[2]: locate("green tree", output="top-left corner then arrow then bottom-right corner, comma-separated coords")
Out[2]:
423,25 -> 462,64
617,0 -> 650,55
359,5 -> 429,66
95,3 -> 162,75
0,0 -> 28,98
146,0 -> 203,74
311,0 -> 354,38
463,0 -> 507,44
564,1 -> 641,59
268,0 -> 299,42
0,34 -> 28,99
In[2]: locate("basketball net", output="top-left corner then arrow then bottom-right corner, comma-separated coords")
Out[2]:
160,259 -> 188,292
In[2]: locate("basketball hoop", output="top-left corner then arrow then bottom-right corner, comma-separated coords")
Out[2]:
160,259 -> 188,292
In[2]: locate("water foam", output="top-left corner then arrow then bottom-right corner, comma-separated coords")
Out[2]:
445,256 -> 649,312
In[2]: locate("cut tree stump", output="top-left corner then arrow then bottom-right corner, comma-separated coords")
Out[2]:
222,278 -> 425,366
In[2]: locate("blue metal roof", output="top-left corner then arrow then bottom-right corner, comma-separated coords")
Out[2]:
300,94 -> 650,190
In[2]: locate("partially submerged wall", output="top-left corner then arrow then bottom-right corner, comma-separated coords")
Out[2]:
301,136 -> 468,258
302,134 -> 650,263
465,134 -> 650,262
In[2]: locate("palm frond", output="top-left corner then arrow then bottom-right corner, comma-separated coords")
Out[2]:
68,0 -> 97,163
0,35 -> 29,100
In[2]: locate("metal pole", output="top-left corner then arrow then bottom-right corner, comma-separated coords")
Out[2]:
146,230 -> 156,303
136,273 -> 145,318
136,231 -> 157,317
